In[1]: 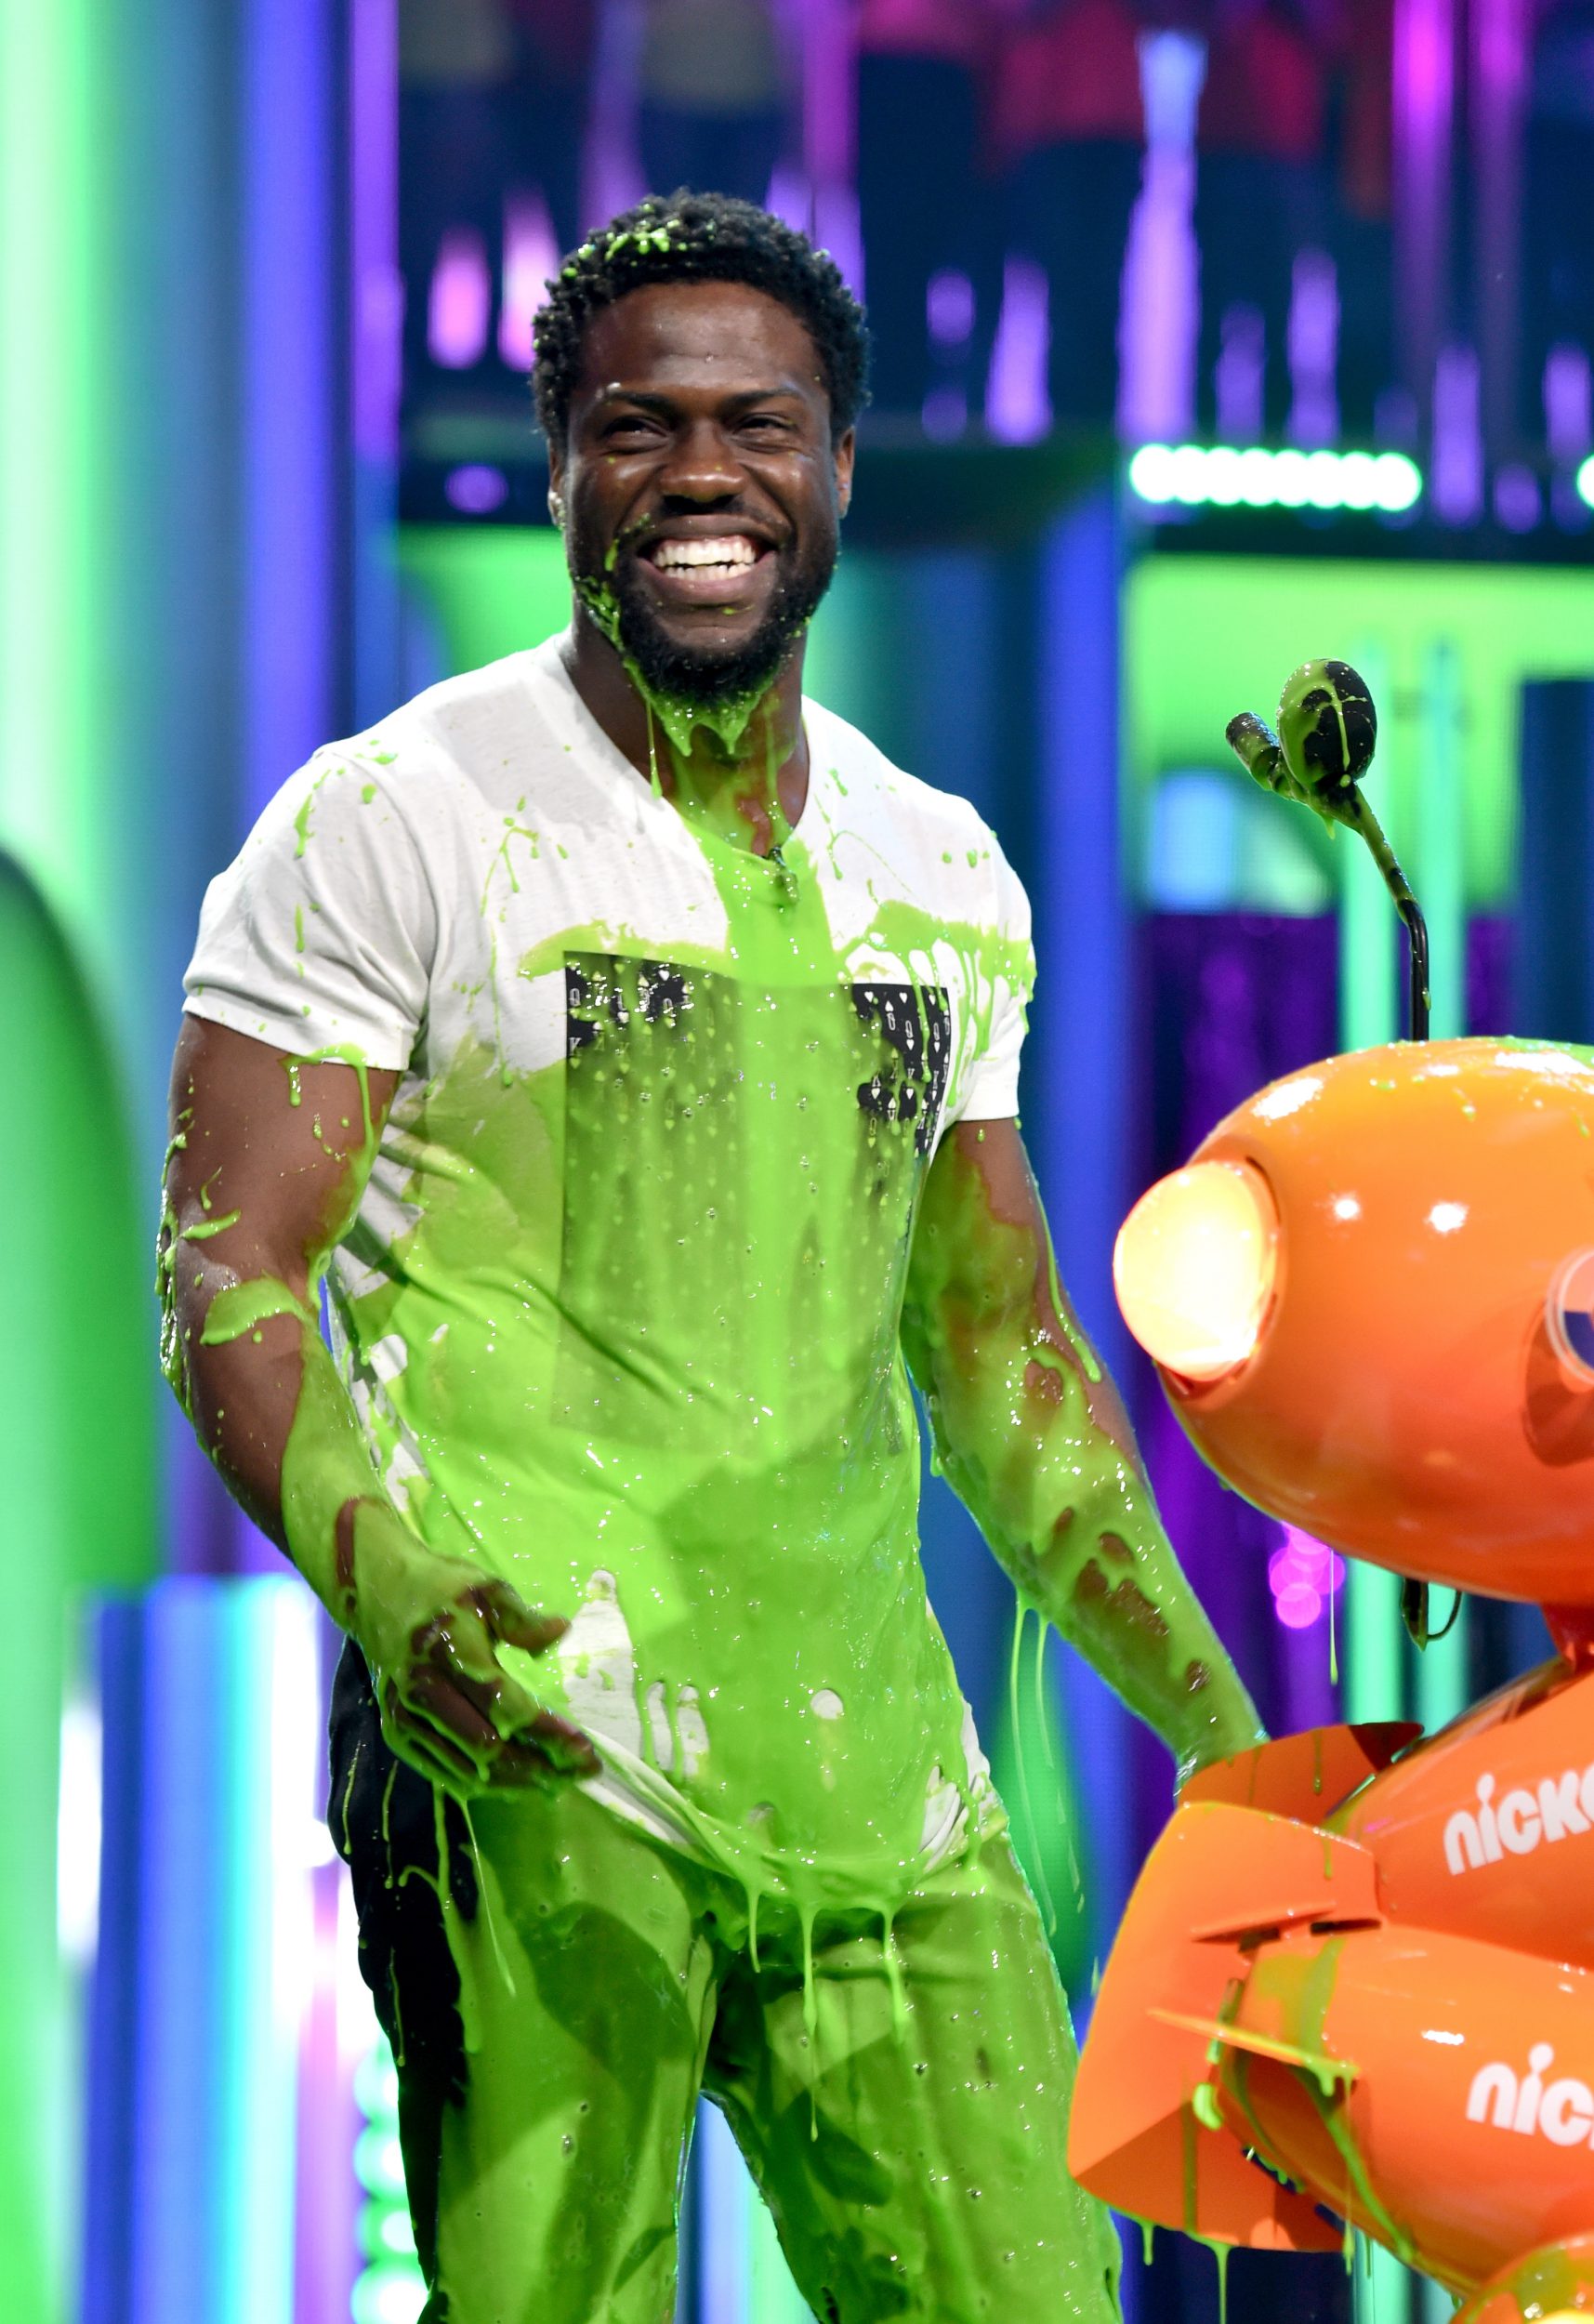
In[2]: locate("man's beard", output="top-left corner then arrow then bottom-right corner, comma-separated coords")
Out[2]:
596,529 -> 837,708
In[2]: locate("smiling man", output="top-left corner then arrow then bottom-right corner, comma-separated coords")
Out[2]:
161,193 -> 1260,2324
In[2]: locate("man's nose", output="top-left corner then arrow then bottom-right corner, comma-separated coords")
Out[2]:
657,419 -> 744,501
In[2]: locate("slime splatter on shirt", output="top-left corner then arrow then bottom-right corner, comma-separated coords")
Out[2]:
184,638 -> 1034,1911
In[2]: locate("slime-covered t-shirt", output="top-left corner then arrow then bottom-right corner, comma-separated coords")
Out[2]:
185,638 -> 1034,1914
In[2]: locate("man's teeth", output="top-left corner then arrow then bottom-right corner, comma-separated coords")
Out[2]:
651,535 -> 759,571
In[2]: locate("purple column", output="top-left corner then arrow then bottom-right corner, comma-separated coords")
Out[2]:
1471,0 -> 1529,456
1392,0 -> 1457,442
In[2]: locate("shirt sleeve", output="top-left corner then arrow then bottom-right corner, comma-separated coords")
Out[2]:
182,751 -> 437,1069
952,835 -> 1034,1125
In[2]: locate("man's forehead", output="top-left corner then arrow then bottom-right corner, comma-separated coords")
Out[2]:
575,282 -> 824,403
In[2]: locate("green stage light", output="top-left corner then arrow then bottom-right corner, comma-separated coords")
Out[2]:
1578,454 -> 1594,509
1127,443 -> 1422,516
352,2036 -> 425,2322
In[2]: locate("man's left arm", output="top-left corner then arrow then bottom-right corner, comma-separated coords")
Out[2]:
901,1116 -> 1264,1785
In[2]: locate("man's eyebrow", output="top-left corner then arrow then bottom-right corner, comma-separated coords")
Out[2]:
591,384 -> 810,416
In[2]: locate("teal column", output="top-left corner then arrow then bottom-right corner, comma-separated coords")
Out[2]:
1412,640 -> 1469,1747
1337,642 -> 1413,2324
1340,640 -> 1403,1740
0,0 -> 114,1021
1337,638 -> 1475,2324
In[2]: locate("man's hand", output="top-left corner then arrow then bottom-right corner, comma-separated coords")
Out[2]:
348,1511 -> 600,1795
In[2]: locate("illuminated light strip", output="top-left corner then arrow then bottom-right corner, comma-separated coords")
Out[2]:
1577,454 -> 1594,510
1127,442 -> 1423,515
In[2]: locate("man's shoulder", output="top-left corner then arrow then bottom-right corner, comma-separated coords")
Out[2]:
802,696 -> 995,855
357,636 -> 571,786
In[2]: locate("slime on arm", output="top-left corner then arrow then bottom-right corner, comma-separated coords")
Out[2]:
157,1036 -> 598,1802
900,1124 -> 1265,1791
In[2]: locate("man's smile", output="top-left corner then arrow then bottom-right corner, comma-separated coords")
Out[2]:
631,527 -> 778,608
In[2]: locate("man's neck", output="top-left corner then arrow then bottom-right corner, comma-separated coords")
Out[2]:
561,610 -> 809,858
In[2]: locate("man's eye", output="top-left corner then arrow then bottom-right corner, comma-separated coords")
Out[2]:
739,415 -> 792,437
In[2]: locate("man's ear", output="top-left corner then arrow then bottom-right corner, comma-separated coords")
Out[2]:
547,445 -> 566,529
834,427 -> 856,519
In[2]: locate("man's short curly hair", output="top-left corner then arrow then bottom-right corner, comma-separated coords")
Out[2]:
532,191 -> 870,452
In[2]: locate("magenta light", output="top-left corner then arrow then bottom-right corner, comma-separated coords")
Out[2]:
428,228 -> 491,370
1276,1583 -> 1324,1630
1270,1525 -> 1345,1629
499,196 -> 559,371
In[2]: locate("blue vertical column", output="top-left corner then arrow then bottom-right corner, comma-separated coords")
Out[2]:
349,0 -> 404,729
1027,483 -> 1139,1989
241,0 -> 341,829
83,1579 -> 323,2324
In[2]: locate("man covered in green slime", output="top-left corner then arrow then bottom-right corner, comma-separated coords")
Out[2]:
161,193 -> 1261,2324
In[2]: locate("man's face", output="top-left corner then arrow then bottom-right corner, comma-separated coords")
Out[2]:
553,280 -> 854,708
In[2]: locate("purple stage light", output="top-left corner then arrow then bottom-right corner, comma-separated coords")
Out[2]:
927,270 -> 975,350
986,258 -> 1051,445
1287,250 -> 1339,449
1545,345 -> 1593,464
444,464 -> 509,516
1120,28 -> 1205,446
1493,462 -> 1541,532
1432,342 -> 1483,523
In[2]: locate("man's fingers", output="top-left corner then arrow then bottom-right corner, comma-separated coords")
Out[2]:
382,1696 -> 481,1793
403,1667 -> 502,1755
397,1667 -> 596,1786
479,1580 -> 570,1658
400,1732 -> 478,1795
515,1708 -> 600,1776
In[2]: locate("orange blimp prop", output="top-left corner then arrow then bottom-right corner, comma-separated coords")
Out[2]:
1069,1034 -> 1594,2317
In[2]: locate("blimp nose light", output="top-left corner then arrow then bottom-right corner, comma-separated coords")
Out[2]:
1113,1159 -> 1280,1383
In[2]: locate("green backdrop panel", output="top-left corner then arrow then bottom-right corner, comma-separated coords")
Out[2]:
1126,554 -> 1594,910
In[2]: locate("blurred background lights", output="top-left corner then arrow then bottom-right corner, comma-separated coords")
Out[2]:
443,464 -> 509,518
1577,454 -> 1594,510
1128,442 -> 1423,516
1113,1158 -> 1280,1381
353,2037 -> 424,2324
1269,1525 -> 1347,1631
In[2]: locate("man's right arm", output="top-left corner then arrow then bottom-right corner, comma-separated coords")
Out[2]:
160,1014 -> 597,1794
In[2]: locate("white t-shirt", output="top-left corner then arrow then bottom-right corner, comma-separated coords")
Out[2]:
185,636 -> 1034,1905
